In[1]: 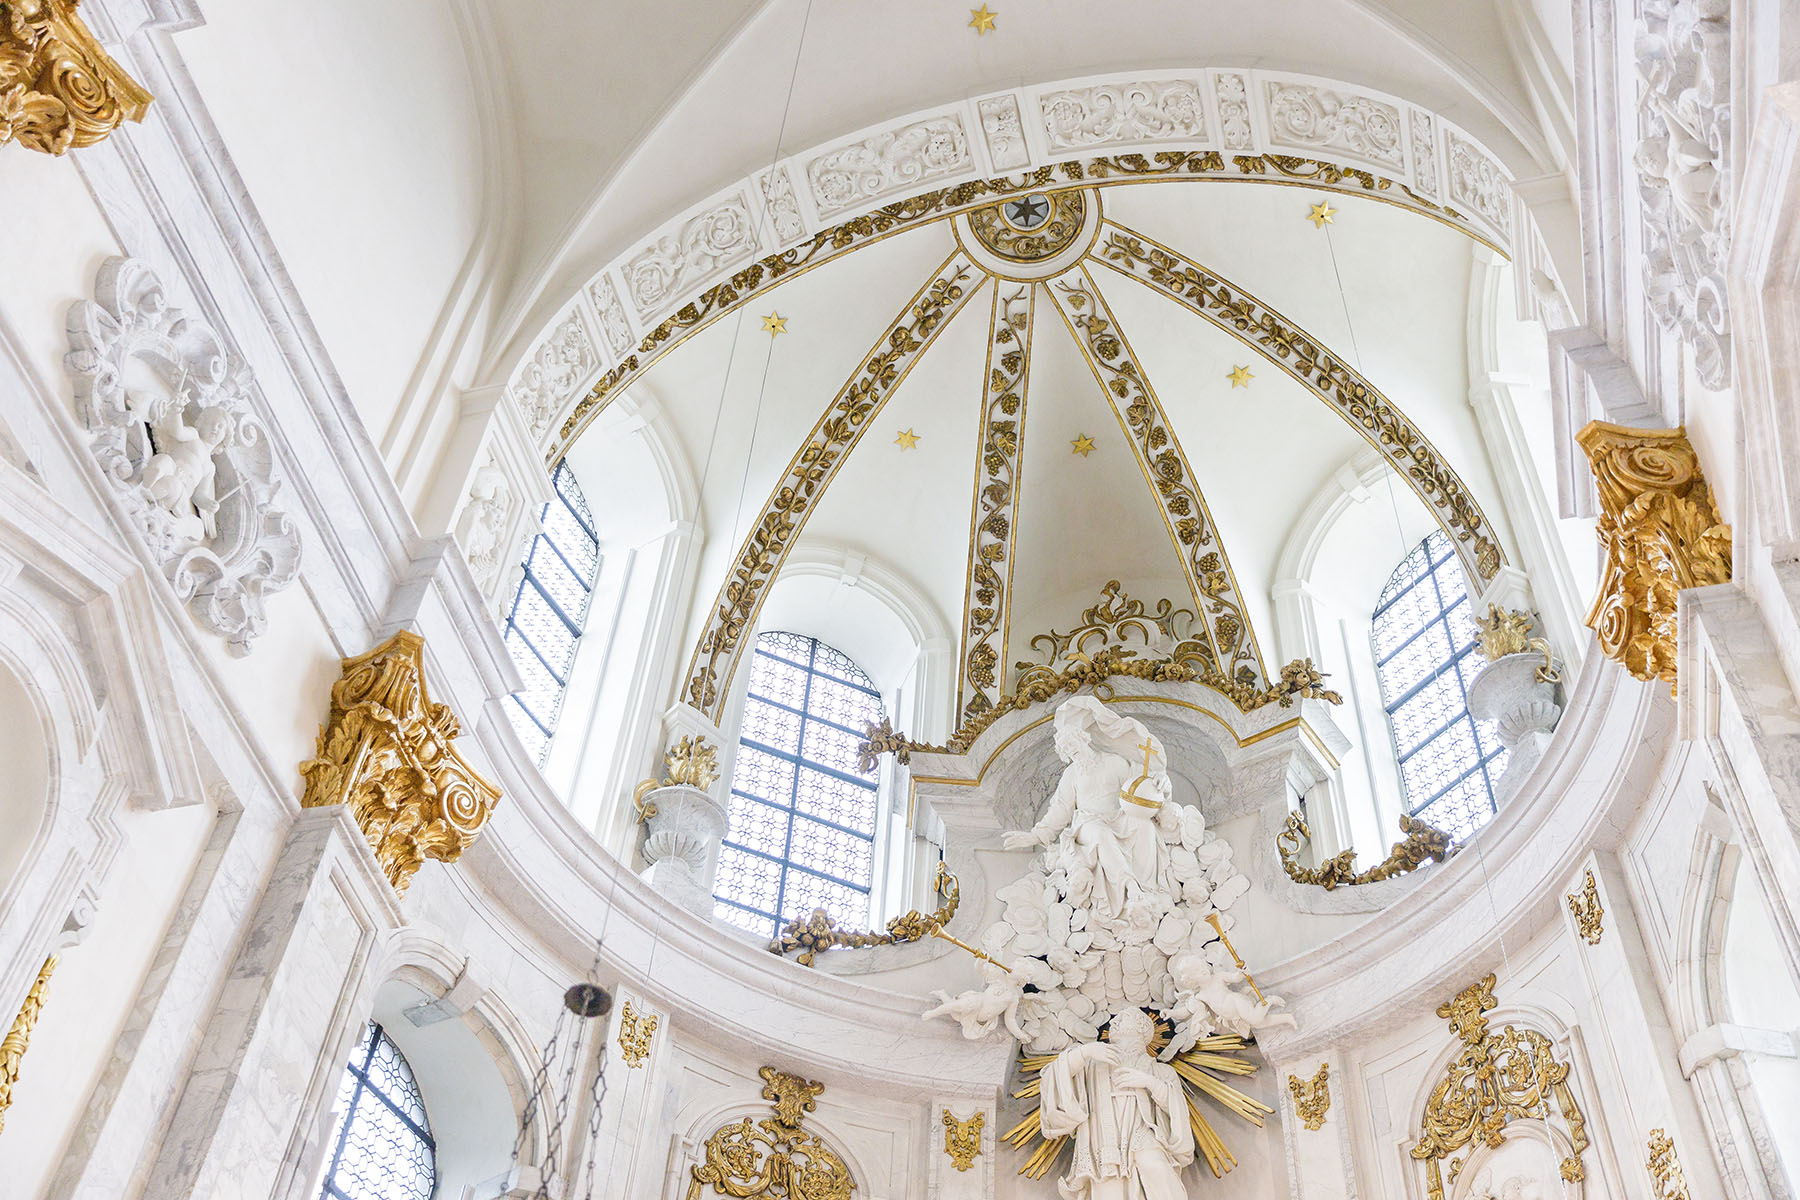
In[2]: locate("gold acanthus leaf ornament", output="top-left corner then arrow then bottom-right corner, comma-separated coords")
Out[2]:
688,1067 -> 853,1200
617,1000 -> 658,1069
1577,421 -> 1731,691
0,954 -> 56,1134
1288,1063 -> 1330,1132
1410,974 -> 1590,1200
298,631 -> 502,896
633,734 -> 723,818
0,0 -> 151,155
943,1109 -> 984,1171
1567,869 -> 1604,945
1277,811 -> 1453,890
768,863 -> 1006,971
1647,1128 -> 1693,1200
1473,605 -> 1561,684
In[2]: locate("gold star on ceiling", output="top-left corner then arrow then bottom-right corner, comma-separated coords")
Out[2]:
1070,434 -> 1096,457
968,5 -> 997,34
761,311 -> 788,336
1307,201 -> 1336,229
894,428 -> 920,451
1227,365 -> 1254,388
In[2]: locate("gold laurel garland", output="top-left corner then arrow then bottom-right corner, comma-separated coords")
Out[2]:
1090,222 -> 1506,586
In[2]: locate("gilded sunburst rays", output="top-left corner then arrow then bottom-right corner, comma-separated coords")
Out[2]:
1090,219 -> 1505,587
682,252 -> 983,719
1045,265 -> 1265,687
960,285 -> 1035,721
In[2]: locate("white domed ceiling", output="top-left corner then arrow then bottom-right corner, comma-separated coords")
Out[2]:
565,174 -> 1522,739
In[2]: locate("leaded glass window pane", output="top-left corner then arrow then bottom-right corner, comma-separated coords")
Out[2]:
1371,531 -> 1505,842
715,633 -> 884,935
503,461 -> 599,764
318,1022 -> 435,1200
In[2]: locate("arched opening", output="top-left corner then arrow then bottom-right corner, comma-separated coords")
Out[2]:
316,1022 -> 437,1200
1371,530 -> 1504,841
713,632 -> 887,940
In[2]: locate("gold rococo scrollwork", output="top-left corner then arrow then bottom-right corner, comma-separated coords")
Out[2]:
617,1000 -> 658,1069
942,1109 -> 984,1171
1410,974 -> 1589,1200
298,631 -> 502,896
633,734 -> 723,818
553,152 -> 1495,458
768,863 -> 998,970
1577,421 -> 1731,690
0,0 -> 151,156
965,190 -> 1088,262
687,1067 -> 854,1200
1567,869 -> 1604,945
1276,812 -> 1453,890
0,954 -> 56,1134
1288,1062 -> 1330,1131
1473,605 -> 1561,684
1647,1128 -> 1693,1200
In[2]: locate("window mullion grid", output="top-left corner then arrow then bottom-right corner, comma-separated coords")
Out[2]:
720,836 -> 871,895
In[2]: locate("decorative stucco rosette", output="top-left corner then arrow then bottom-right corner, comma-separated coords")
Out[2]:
955,188 -> 1101,280
66,257 -> 301,655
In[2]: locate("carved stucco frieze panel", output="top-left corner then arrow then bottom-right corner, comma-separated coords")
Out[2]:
1038,78 -> 1209,152
509,306 -> 599,441
806,114 -> 972,216
586,275 -> 634,358
1447,131 -> 1512,232
1410,110 -> 1439,198
1635,0 -> 1731,387
1214,72 -> 1252,151
758,164 -> 806,243
454,449 -> 517,605
978,94 -> 1028,170
622,192 -> 760,319
1263,81 -> 1403,169
65,256 -> 301,655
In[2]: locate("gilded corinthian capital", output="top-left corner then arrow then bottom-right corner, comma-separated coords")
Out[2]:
0,0 -> 152,155
299,631 -> 502,895
1577,421 -> 1731,688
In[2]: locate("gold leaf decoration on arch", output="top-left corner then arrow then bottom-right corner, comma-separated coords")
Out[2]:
1089,221 -> 1506,591
551,151 -> 1500,458
298,631 -> 502,895
0,0 -> 152,156
1410,974 -> 1589,1200
687,1067 -> 854,1200
681,252 -> 981,719
958,283 -> 1035,721
1046,264 -> 1266,688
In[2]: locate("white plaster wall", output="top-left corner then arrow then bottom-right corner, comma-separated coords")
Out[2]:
176,0 -> 487,446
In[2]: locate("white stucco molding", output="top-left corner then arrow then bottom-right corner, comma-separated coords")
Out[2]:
497,66 -> 1534,461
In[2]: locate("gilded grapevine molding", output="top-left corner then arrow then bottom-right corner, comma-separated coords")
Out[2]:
533,66 -> 1520,461
1045,264 -> 1266,687
958,284 -> 1034,722
681,253 -> 983,719
1089,221 -> 1507,588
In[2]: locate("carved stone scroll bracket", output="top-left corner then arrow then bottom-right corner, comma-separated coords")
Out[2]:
0,0 -> 152,155
66,257 -> 302,655
298,631 -> 502,896
1577,421 -> 1731,691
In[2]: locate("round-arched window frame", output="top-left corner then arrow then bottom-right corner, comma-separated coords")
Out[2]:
1371,530 -> 1506,841
502,460 -> 599,764
318,1021 -> 436,1200
714,632 -> 886,940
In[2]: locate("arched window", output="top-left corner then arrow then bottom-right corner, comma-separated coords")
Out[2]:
318,1022 -> 436,1200
503,461 -> 599,763
1371,531 -> 1506,841
715,632 -> 885,939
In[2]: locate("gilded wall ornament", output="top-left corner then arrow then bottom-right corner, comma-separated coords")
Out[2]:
66,257 -> 302,655
1577,421 -> 1731,689
0,955 -> 56,1134
1288,1062 -> 1330,1131
1092,223 -> 1506,588
298,631 -> 502,896
1410,974 -> 1589,1200
682,254 -> 978,719
0,0 -> 150,155
770,863 -> 988,968
633,734 -> 721,812
943,1109 -> 983,1171
688,1068 -> 852,1200
617,1000 -> 658,1068
1047,268 -> 1266,688
959,285 -> 1034,720
1473,605 -> 1560,684
1647,1127 -> 1693,1200
553,149 -> 1491,457
1568,869 -> 1604,945
1277,812 -> 1453,890
966,192 -> 1087,263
